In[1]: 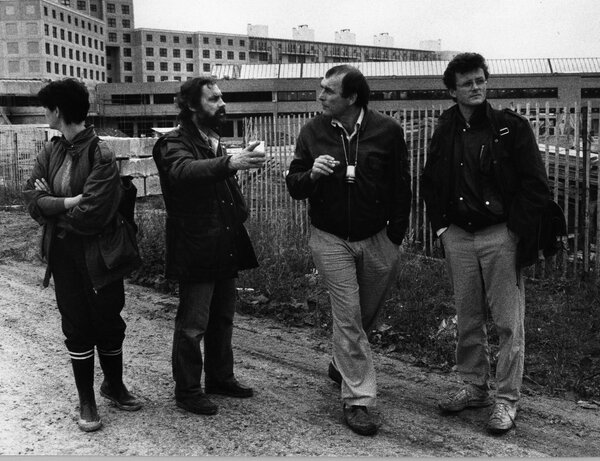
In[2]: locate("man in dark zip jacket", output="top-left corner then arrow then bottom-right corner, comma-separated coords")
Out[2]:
286,65 -> 412,436
152,77 -> 265,416
421,53 -> 550,434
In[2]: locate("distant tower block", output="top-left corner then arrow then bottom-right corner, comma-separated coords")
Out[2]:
293,25 -> 315,41
374,33 -> 394,47
247,24 -> 269,37
419,39 -> 442,52
335,29 -> 356,44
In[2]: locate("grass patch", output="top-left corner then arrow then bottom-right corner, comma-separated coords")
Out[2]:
0,186 -> 25,207
237,219 -> 332,330
131,204 -> 600,401
128,196 -> 177,293
525,277 -> 600,398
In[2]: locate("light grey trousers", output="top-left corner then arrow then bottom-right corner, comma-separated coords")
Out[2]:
309,226 -> 399,407
441,222 -> 525,403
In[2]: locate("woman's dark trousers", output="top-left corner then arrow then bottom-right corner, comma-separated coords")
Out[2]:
50,234 -> 126,410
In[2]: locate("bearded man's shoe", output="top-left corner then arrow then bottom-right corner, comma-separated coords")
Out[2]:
176,395 -> 218,415
205,378 -> 254,398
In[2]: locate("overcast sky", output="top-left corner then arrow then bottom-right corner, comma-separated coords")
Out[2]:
131,0 -> 600,59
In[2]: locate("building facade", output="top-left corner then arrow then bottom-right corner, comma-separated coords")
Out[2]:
3,57 -> 600,131
128,28 -> 249,83
104,0 -> 135,83
0,0 -> 108,83
92,59 -> 600,138
1,0 -> 439,86
247,36 -> 435,65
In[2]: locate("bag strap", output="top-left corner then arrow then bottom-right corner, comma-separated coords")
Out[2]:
87,136 -> 101,172
495,109 -> 516,154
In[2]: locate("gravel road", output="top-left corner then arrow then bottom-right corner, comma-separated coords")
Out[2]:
1,211 -> 600,456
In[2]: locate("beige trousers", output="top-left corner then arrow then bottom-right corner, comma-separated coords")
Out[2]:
309,226 -> 399,407
442,222 -> 525,403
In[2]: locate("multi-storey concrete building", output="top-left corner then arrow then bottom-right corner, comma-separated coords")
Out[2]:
1,0 -> 438,86
334,29 -> 356,45
247,35 -> 434,65
104,0 -> 135,83
4,58 -> 600,135
0,0 -> 440,125
92,58 -> 600,138
374,33 -> 394,48
0,0 -> 109,83
129,28 -> 249,83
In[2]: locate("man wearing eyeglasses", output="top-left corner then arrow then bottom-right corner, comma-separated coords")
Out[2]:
422,53 -> 549,434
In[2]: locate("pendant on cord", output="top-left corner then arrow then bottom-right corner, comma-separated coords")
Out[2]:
345,165 -> 356,184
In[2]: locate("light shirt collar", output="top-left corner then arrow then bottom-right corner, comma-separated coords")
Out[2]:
331,107 -> 364,140
196,125 -> 220,154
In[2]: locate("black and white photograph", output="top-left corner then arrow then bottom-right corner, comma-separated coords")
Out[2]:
1,0 -> 599,456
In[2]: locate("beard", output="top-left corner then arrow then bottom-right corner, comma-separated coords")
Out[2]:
196,107 -> 227,130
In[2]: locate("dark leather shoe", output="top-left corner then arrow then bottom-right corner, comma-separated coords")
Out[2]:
328,362 -> 342,385
176,395 -> 218,415
205,378 -> 254,398
100,380 -> 143,411
343,405 -> 378,436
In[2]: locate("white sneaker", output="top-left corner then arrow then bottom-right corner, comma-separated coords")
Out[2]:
487,401 -> 517,434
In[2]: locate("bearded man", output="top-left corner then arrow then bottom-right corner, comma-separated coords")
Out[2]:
153,77 -> 265,415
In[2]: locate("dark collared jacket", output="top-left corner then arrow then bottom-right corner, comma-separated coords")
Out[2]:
421,102 -> 550,267
152,120 -> 258,282
286,108 -> 412,245
24,126 -> 136,290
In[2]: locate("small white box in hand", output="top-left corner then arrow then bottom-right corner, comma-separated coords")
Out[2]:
252,140 -> 265,154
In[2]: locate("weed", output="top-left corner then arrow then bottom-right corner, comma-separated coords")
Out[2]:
128,197 -> 177,293
525,276 -> 600,398
0,187 -> 25,207
130,204 -> 600,400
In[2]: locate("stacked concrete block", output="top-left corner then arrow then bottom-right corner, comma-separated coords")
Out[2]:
101,136 -> 159,197
100,136 -> 157,159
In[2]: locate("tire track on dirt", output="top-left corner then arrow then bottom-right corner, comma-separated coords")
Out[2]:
1,260 -> 599,456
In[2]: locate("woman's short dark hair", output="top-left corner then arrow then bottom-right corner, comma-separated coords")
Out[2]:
325,65 -> 370,107
37,78 -> 90,124
442,52 -> 490,90
175,77 -> 217,122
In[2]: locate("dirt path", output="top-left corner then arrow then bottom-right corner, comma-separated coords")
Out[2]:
0,256 -> 599,457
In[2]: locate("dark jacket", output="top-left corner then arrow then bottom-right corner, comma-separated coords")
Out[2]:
285,108 -> 412,244
24,126 -> 136,290
152,120 -> 258,282
421,102 -> 550,267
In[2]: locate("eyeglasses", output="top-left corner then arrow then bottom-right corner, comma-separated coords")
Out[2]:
457,78 -> 487,90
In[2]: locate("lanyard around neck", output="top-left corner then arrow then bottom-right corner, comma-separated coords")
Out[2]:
340,130 -> 360,167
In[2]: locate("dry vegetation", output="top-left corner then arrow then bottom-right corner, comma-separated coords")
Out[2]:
126,202 -> 600,403
3,193 -> 599,403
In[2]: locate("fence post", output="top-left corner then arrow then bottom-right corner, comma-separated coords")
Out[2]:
582,104 -> 591,274
563,103 -> 575,277
594,100 -> 600,279
11,110 -> 595,280
12,132 -> 19,189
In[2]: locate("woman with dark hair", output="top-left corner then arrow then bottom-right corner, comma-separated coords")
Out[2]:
24,78 -> 142,432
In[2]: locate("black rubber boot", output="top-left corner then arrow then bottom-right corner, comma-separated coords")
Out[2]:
98,348 -> 142,411
70,352 -> 102,432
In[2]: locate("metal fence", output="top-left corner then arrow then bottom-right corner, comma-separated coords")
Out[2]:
238,101 -> 600,279
2,101 -> 599,278
0,127 -> 55,200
